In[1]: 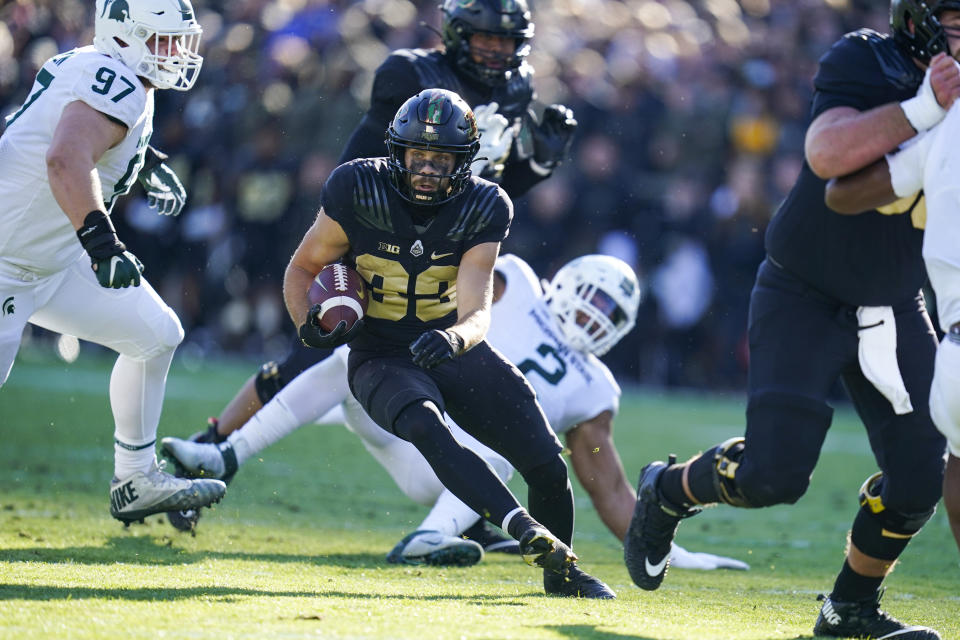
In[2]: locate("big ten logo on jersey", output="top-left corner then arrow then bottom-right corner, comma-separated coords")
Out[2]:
876,193 -> 926,229
355,254 -> 457,322
378,241 -> 400,255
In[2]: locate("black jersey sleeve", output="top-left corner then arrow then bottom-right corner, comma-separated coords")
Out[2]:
320,162 -> 358,229
337,54 -> 424,164
461,182 -> 513,251
811,30 -> 911,118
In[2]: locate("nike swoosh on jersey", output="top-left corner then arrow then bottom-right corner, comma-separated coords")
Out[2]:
431,251 -> 454,260
645,555 -> 669,577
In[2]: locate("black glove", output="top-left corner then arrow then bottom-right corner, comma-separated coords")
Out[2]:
76,210 -> 144,289
138,146 -> 186,216
531,104 -> 577,170
409,329 -> 465,369
298,304 -> 364,349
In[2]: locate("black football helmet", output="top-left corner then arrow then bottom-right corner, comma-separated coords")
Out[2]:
891,0 -> 960,61
440,0 -> 534,86
385,88 -> 480,206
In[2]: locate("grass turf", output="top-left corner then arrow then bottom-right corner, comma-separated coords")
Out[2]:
1,354 -> 958,639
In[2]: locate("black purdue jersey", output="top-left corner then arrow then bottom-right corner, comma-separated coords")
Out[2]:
765,29 -> 926,306
338,48 -> 545,197
322,158 -> 512,351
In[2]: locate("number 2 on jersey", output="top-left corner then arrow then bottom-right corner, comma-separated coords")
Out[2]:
518,343 -> 567,386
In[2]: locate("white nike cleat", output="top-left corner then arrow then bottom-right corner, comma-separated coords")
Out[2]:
109,461 -> 226,524
161,436 -> 232,480
386,530 -> 484,566
669,543 -> 750,571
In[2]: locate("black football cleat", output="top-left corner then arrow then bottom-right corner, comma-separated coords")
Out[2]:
544,565 -> 616,599
813,592 -> 941,639
624,461 -> 700,591
519,527 -> 577,576
461,520 -> 520,554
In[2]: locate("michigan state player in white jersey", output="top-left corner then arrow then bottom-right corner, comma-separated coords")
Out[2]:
0,0 -> 225,524
162,254 -> 748,572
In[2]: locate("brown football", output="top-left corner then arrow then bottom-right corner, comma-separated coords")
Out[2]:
307,263 -> 369,333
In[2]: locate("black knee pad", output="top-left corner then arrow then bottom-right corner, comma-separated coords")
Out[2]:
254,361 -> 284,404
392,400 -> 446,444
520,454 -> 569,495
852,472 -> 936,560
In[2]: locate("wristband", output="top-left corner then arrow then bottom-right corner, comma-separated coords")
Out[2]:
900,68 -> 946,132
76,210 -> 125,259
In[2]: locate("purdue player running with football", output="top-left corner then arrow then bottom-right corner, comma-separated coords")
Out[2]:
162,253 -> 749,572
189,0 -> 576,466
285,88 -> 611,598
624,1 -> 959,638
0,0 -> 226,523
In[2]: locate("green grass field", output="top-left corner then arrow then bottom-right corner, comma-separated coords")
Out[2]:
2,352 -> 958,639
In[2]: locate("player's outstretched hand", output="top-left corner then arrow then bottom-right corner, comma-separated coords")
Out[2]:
669,544 -> 750,571
929,52 -> 960,111
531,104 -> 577,169
409,329 -> 464,369
138,146 -> 187,216
76,210 -> 144,288
299,305 -> 363,349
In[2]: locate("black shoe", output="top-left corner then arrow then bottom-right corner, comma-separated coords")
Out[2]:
461,520 -> 520,554
623,461 -> 700,591
544,565 -> 616,599
813,592 -> 941,639
519,527 -> 577,576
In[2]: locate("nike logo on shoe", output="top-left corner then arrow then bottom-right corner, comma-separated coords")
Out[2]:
645,554 -> 669,576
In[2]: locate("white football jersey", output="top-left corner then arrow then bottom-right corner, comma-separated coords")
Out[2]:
921,103 -> 960,330
486,254 -> 621,435
0,46 -> 153,275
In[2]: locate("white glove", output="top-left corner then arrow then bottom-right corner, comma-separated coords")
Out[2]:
669,543 -> 750,571
901,67 -> 947,132
886,128 -> 936,198
471,102 -> 513,178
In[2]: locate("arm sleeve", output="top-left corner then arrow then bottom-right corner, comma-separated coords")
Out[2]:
319,163 -> 356,228
463,184 -> 513,251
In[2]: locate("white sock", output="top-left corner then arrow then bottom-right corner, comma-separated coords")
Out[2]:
418,489 -> 483,537
111,350 -> 174,479
225,355 -> 353,466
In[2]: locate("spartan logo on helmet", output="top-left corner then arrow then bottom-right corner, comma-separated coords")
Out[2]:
102,0 -> 130,22
2,296 -> 14,316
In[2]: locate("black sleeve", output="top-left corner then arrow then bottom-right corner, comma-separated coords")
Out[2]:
320,163 -> 356,229
811,34 -> 894,118
337,55 -> 424,164
464,184 -> 513,250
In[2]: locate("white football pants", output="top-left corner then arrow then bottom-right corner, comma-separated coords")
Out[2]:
930,336 -> 960,457
0,255 -> 183,476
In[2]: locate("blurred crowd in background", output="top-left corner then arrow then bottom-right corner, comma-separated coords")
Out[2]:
0,0 -> 889,389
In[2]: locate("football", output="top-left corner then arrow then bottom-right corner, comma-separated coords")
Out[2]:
307,263 -> 369,333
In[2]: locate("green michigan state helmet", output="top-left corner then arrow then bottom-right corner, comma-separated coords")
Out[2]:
891,0 -> 960,61
441,0 -> 534,86
94,0 -> 203,90
385,89 -> 480,206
